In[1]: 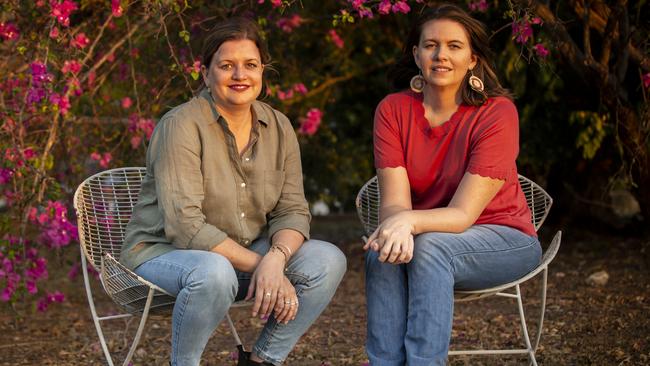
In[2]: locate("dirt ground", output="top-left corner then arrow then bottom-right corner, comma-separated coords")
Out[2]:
1,215 -> 649,365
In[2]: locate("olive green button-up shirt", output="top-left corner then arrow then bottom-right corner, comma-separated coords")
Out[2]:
120,89 -> 311,270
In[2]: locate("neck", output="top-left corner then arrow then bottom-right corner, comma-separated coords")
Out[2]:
215,103 -> 253,131
422,85 -> 462,113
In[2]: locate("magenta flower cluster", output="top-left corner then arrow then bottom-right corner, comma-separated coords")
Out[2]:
28,200 -> 78,249
511,15 -> 549,58
0,22 -> 19,41
274,83 -> 309,101
0,236 -> 54,308
348,0 -> 414,18
298,108 -> 324,136
128,115 -> 156,149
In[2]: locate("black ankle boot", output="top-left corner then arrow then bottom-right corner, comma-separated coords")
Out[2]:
236,345 -> 274,366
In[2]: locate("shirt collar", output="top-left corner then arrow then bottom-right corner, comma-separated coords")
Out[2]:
199,88 -> 270,127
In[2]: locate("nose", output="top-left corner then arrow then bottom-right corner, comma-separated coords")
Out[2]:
232,65 -> 246,80
433,46 -> 449,61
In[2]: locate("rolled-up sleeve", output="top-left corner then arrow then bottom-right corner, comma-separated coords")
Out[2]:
150,116 -> 228,250
266,124 -> 311,240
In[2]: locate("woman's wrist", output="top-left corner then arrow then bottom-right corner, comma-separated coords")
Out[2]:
399,210 -> 417,234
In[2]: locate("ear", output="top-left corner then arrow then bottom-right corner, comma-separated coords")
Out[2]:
200,64 -> 209,85
469,53 -> 478,70
412,45 -> 421,69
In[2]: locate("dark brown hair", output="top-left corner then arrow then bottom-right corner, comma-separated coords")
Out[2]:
201,17 -> 271,69
388,3 -> 511,105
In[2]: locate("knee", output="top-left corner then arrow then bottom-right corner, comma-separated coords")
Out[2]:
301,240 -> 347,286
411,233 -> 453,266
186,253 -> 237,301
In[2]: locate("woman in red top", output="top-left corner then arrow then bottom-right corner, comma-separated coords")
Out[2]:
364,4 -> 542,365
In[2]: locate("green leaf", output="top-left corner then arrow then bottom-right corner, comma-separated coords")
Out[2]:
179,30 -> 190,43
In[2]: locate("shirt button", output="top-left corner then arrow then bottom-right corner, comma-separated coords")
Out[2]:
243,239 -> 249,245
240,212 -> 245,218
240,182 -> 246,188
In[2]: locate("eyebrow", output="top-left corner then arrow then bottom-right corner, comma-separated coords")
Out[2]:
216,58 -> 261,63
422,37 -> 466,44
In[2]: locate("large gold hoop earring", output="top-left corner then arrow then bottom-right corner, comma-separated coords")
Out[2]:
468,69 -> 484,93
410,70 -> 425,93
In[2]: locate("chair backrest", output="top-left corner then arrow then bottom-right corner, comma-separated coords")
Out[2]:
73,167 -> 147,269
355,174 -> 553,236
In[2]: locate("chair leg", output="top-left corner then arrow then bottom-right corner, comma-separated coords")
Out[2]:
81,251 -> 115,366
515,284 -> 538,366
225,312 -> 243,348
533,267 -> 548,351
121,288 -> 155,366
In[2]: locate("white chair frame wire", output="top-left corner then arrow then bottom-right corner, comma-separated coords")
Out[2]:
355,175 -> 562,366
74,167 -> 247,366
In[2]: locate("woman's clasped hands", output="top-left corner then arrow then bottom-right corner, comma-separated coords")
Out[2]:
363,211 -> 415,264
246,251 -> 299,324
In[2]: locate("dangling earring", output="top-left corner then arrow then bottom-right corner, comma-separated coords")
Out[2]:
468,69 -> 484,93
410,70 -> 425,93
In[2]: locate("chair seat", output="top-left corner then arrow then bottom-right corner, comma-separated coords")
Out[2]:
454,231 -> 561,302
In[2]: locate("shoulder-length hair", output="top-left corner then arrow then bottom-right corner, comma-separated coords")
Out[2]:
388,3 -> 512,105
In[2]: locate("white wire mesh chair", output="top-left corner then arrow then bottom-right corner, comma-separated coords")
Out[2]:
355,175 -> 562,366
74,167 -> 248,366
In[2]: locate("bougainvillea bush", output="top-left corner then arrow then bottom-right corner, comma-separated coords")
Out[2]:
1,0 -> 648,315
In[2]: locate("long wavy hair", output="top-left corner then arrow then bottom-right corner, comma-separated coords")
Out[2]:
388,3 -> 511,105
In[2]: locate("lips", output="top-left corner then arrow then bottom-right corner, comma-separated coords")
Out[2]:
229,84 -> 250,91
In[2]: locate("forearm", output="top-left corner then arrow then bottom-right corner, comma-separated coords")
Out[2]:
210,237 -> 262,272
401,207 -> 473,235
271,229 -> 305,261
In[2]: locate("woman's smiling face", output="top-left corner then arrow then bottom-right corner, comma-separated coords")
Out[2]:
202,39 -> 263,109
413,19 -> 477,93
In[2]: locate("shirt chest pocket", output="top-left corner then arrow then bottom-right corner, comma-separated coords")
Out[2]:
263,170 -> 285,211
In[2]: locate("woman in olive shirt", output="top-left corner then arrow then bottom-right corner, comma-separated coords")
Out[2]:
121,18 -> 346,366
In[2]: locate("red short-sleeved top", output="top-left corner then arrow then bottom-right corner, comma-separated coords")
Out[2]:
373,90 -> 536,237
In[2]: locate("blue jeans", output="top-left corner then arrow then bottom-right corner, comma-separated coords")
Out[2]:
365,224 -> 541,366
135,238 -> 346,366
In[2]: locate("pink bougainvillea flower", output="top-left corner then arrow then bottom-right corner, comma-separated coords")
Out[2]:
50,0 -> 79,27
0,22 -> 20,41
468,0 -> 488,12
91,152 -> 112,168
271,0 -> 282,7
299,108 -> 323,136
278,89 -> 295,101
130,135 -> 142,149
391,1 -> 410,14
328,29 -> 344,49
642,73 -> 650,89
293,83 -> 308,94
121,97 -> 133,109
61,60 -> 81,74
0,168 -> 13,185
276,14 -> 303,33
350,0 -> 365,9
377,0 -> 391,14
533,43 -> 549,58
512,20 -> 533,44
49,93 -> 71,115
531,16 -> 543,25
23,148 -> 36,160
49,26 -> 60,39
99,152 -> 112,168
71,32 -> 90,48
111,0 -> 124,17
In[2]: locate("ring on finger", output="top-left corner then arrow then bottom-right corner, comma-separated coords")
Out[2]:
265,292 -> 272,297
